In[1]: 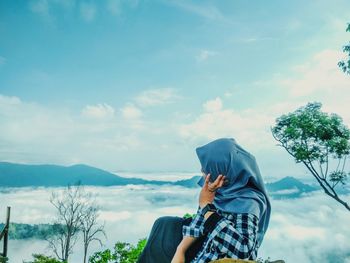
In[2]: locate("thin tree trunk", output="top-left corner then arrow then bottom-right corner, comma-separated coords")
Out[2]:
64,229 -> 71,262
83,244 -> 88,263
303,161 -> 350,212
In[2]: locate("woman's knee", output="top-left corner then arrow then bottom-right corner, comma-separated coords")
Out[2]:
140,216 -> 184,262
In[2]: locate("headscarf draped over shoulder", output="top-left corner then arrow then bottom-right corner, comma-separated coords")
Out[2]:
196,137 -> 271,248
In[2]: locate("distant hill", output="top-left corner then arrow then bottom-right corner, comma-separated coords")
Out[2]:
1,162 -> 345,199
0,162 -> 168,187
174,175 -> 324,198
173,175 -> 201,188
265,176 -> 319,199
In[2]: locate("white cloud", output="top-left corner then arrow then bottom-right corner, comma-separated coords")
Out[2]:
120,104 -> 142,119
196,49 -> 218,62
281,49 -> 350,97
81,103 -> 115,119
100,210 -> 131,222
0,94 -> 150,169
178,97 -> 274,150
273,48 -> 350,127
80,2 -> 96,22
0,90 -> 332,177
0,94 -> 22,106
0,93 -> 205,172
0,95 -> 76,146
259,192 -> 350,262
2,185 -> 350,262
134,88 -> 181,107
3,86 -> 346,177
119,104 -> 144,131
1,184 -> 199,261
203,97 -> 222,112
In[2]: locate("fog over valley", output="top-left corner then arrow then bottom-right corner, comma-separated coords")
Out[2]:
1,173 -> 349,263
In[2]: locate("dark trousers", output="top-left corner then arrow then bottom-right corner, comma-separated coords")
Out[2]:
137,216 -> 207,263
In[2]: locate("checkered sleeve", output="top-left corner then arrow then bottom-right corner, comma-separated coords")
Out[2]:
182,205 -> 205,238
203,213 -> 259,260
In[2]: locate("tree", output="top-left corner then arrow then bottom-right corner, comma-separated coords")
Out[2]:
271,102 -> 350,211
338,23 -> 350,75
89,238 -> 147,263
24,254 -> 64,263
0,256 -> 8,263
81,204 -> 106,263
48,183 -> 106,262
47,183 -> 88,262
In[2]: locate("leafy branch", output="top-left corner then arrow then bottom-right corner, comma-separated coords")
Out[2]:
271,102 -> 350,211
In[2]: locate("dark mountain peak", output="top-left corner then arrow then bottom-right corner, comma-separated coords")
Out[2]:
265,176 -> 318,199
68,163 -> 91,168
0,162 -> 125,187
68,163 -> 103,170
173,175 -> 201,188
267,176 -> 316,190
0,162 -> 328,200
280,176 -> 302,183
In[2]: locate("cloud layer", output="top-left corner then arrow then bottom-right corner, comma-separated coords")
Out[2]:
1,184 -> 349,262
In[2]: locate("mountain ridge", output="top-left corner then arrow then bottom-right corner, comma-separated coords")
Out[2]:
0,162 -> 338,199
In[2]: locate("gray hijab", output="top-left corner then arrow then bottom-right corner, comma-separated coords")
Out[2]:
196,137 -> 271,248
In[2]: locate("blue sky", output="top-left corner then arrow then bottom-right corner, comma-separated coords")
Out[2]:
0,0 -> 350,177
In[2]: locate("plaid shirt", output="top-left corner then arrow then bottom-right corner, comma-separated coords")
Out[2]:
182,205 -> 259,262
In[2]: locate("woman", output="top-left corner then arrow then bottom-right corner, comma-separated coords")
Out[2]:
137,138 -> 271,263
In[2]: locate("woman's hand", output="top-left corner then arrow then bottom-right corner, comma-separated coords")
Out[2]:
199,173 -> 225,208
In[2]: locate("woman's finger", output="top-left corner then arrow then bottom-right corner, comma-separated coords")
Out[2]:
208,175 -> 221,191
209,174 -> 223,188
218,175 -> 226,188
209,175 -> 226,191
204,174 -> 210,188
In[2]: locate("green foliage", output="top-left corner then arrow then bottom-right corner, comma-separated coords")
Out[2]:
272,102 -> 350,211
182,213 -> 196,219
130,238 -> 147,260
338,22 -> 350,75
0,223 -> 63,240
272,102 -> 350,164
0,256 -> 8,263
89,248 -> 114,263
23,254 -> 65,263
329,170 -> 348,185
89,238 -> 147,263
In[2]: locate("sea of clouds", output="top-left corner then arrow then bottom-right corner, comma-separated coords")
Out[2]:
1,176 -> 350,263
